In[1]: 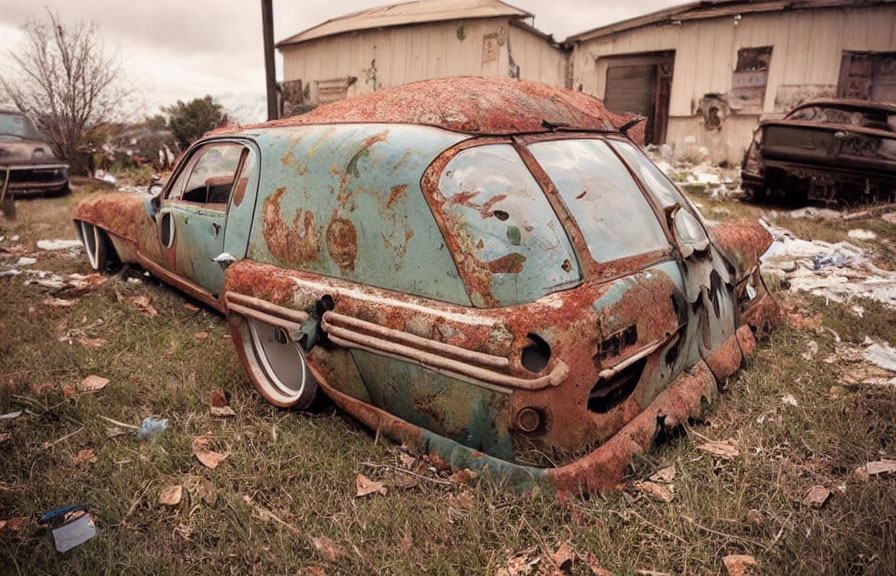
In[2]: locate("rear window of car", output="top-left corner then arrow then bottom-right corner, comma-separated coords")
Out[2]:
437,144 -> 581,306
528,139 -> 670,263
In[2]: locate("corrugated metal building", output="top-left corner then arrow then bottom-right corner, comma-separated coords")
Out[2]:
567,0 -> 896,164
276,0 -> 566,111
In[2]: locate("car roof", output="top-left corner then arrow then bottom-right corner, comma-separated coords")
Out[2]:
218,77 -> 638,137
789,98 -> 896,115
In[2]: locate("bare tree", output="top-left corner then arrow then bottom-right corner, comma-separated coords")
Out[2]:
0,10 -> 127,174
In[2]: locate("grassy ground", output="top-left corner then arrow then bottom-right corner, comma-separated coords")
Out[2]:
0,185 -> 894,575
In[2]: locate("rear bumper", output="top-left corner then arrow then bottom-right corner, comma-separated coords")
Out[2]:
305,294 -> 778,493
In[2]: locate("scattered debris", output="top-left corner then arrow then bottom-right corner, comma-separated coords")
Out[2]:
105,427 -> 128,439
447,490 -> 473,509
16,256 -> 36,266
137,416 -> 169,440
175,522 -> 193,541
311,535 -> 346,562
194,331 -> 209,340
36,239 -> 83,251
860,459 -> 896,477
78,337 -> 105,349
39,504 -> 96,553
192,434 -> 229,469
789,207 -> 840,221
583,553 -> 618,576
242,495 -> 298,533
355,473 -> 387,497
882,212 -> 896,224
746,509 -> 763,525
550,541 -> 576,572
209,390 -> 235,417
182,474 -> 217,505
77,375 -> 109,392
210,405 -> 236,418
75,449 -> 97,465
802,485 -> 831,508
131,295 -> 158,317
800,340 -> 818,360
632,480 -> 674,502
722,554 -> 758,576
863,343 -> 896,373
847,229 -> 877,241
0,410 -> 22,420
649,466 -> 676,484
497,547 -> 540,576
159,485 -> 183,506
697,439 -> 740,459
781,394 -> 799,407
398,451 -> 416,469
184,303 -> 200,312
0,433 -> 10,443
761,222 -> 896,308
447,468 -> 477,485
0,517 -> 29,534
42,297 -> 74,308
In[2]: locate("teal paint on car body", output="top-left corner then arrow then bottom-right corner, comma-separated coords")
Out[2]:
248,124 -> 471,305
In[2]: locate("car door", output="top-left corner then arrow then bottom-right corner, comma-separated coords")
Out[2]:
157,141 -> 254,298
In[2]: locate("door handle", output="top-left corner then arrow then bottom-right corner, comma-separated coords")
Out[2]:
212,222 -> 221,238
213,252 -> 236,269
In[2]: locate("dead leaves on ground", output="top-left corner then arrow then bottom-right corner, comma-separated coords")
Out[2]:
159,485 -> 183,506
697,439 -> 740,460
498,541 -> 621,576
311,535 -> 346,562
77,374 -> 109,393
74,448 -> 97,466
192,433 -> 229,470
355,473 -> 387,497
131,295 -> 158,317
722,554 -> 758,576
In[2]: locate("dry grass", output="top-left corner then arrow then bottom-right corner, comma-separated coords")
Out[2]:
0,186 -> 894,575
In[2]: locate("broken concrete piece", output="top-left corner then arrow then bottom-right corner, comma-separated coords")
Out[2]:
847,228 -> 877,241
863,343 -> 896,373
36,239 -> 82,251
865,459 -> 896,476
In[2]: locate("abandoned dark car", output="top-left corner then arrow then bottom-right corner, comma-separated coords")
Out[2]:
742,98 -> 896,205
73,77 -> 778,492
0,109 -> 70,199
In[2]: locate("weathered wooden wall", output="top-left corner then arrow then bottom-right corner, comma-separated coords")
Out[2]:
571,4 -> 896,163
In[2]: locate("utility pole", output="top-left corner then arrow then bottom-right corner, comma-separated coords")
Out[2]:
261,0 -> 278,121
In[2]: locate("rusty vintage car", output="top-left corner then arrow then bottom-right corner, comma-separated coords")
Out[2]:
742,98 -> 896,205
0,109 -> 70,201
73,77 -> 777,492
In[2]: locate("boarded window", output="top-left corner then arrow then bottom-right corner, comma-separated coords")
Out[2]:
838,51 -> 896,103
729,46 -> 772,114
314,77 -> 356,106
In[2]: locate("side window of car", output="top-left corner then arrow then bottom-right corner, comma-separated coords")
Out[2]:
436,144 -> 581,306
167,143 -> 243,206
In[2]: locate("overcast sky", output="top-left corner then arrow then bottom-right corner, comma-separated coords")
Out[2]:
0,0 -> 683,121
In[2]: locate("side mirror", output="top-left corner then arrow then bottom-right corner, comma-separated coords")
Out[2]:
665,203 -> 709,259
144,192 -> 161,222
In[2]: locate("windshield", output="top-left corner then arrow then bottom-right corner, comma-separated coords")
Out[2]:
527,139 -> 670,263
0,112 -> 45,140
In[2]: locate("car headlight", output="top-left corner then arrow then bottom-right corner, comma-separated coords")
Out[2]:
33,148 -> 45,159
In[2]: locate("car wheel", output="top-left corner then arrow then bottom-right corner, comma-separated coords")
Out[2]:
242,317 -> 319,409
76,221 -> 113,272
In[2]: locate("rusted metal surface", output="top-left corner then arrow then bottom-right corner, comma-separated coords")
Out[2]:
228,77 -> 642,139
741,98 -> 896,205
75,77 -> 782,492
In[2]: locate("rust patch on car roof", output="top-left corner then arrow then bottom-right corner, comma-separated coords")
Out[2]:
230,77 -> 641,138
